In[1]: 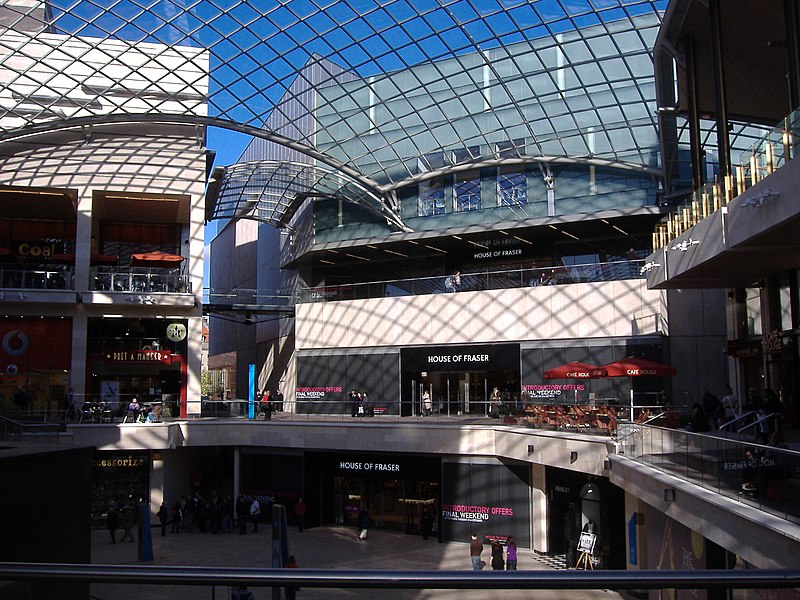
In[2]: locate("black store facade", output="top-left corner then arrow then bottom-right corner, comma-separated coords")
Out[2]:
235,449 -> 624,557
295,337 -> 669,414
301,451 -> 533,545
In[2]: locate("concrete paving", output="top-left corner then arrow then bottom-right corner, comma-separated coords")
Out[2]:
90,523 -> 626,600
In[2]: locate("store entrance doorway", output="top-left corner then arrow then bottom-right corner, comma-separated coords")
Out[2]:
334,476 -> 440,536
407,369 -> 519,417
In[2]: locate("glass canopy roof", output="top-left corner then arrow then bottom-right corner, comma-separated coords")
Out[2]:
0,0 -> 666,229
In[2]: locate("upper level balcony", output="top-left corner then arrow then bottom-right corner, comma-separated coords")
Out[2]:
298,259 -> 647,303
645,110 -> 800,289
91,265 -> 189,294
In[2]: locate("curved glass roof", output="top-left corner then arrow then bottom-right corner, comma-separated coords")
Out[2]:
0,0 -> 666,228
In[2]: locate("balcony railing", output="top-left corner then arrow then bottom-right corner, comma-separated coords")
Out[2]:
297,260 -> 646,303
654,108 -> 800,250
0,266 -> 74,290
91,266 -> 189,294
616,422 -> 800,525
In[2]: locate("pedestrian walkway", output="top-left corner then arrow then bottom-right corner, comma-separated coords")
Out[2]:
90,524 -> 624,600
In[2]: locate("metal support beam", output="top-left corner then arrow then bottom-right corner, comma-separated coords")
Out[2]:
708,0 -> 732,180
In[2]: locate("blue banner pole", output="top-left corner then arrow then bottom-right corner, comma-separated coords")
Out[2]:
248,363 -> 256,419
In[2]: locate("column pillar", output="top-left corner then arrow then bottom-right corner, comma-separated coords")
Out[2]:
531,463 -> 549,553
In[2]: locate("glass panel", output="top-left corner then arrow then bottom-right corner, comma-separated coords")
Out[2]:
454,176 -> 481,212
779,285 -> 792,331
498,171 -> 527,206
746,287 -> 763,336
418,179 -> 445,217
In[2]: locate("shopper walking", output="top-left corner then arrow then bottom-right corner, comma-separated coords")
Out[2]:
357,508 -> 371,541
249,497 -> 261,533
294,497 -> 307,532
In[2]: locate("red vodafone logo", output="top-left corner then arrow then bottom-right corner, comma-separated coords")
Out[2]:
2,330 -> 29,356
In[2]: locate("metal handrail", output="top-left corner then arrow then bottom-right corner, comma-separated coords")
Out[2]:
719,411 -> 758,432
0,563 -> 799,590
202,259 -> 647,307
737,412 -> 781,435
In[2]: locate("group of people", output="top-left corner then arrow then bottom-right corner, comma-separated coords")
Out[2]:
686,386 -> 784,436
349,390 -> 374,417
124,397 -> 163,423
469,532 -> 518,571
105,502 -> 139,544
259,389 -> 285,418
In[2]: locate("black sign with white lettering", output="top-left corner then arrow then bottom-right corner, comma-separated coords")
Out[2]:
400,343 -> 520,372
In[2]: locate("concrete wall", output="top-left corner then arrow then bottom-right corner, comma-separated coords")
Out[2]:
296,280 -> 665,349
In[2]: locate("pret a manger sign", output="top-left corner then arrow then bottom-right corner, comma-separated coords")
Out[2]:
105,350 -> 172,364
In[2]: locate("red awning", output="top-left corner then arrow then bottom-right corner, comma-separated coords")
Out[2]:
543,361 -> 607,379
600,357 -> 677,377
130,251 -> 184,268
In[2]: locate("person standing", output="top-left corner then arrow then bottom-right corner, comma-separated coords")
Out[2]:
249,496 -> 261,533
223,495 -> 234,533
157,502 -> 169,537
236,494 -> 250,534
490,539 -> 505,570
275,389 -> 284,412
171,500 -> 183,534
421,506 -> 434,540
120,506 -> 136,543
469,532 -> 484,571
294,497 -> 307,532
126,397 -> 141,423
685,402 -> 711,433
702,390 -> 721,430
421,389 -> 432,417
722,386 -> 739,421
260,390 -> 271,420
106,503 -> 120,544
506,536 -> 518,570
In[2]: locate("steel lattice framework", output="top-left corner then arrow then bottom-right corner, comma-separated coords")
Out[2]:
0,0 -> 667,230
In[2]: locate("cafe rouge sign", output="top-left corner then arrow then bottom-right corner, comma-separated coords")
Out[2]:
105,349 -> 172,364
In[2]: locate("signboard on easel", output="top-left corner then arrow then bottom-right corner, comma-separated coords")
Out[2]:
576,532 -> 596,570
